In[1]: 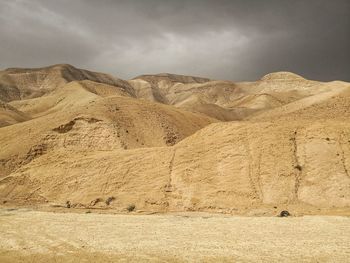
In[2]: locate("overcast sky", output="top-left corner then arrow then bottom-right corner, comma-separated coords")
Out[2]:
0,0 -> 349,81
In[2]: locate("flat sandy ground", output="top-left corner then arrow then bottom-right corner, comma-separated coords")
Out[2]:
0,208 -> 349,262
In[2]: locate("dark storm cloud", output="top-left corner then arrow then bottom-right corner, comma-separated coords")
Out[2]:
0,0 -> 349,81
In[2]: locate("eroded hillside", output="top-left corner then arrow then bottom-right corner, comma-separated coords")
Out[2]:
0,64 -> 349,215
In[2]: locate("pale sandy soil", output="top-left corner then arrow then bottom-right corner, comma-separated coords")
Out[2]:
0,208 -> 349,262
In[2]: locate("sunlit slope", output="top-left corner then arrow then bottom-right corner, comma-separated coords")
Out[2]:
1,120 -> 349,214
0,64 -> 135,102
0,80 -> 215,177
130,72 -> 350,121
0,66 -> 349,215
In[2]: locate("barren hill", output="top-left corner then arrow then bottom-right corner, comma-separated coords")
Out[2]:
0,80 -> 214,177
0,64 -> 135,102
0,65 -> 349,215
0,100 -> 30,127
129,71 -> 347,121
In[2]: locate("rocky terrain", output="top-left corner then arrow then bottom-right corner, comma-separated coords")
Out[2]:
0,64 -> 349,216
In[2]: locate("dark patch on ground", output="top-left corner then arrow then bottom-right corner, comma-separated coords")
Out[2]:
52,117 -> 102,133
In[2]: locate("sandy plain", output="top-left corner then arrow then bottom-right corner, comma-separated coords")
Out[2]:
0,208 -> 349,262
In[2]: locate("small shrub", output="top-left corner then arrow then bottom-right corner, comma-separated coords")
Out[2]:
66,201 -> 71,208
294,164 -> 302,171
279,210 -> 290,217
105,196 -> 115,205
90,198 -> 103,206
127,204 -> 136,212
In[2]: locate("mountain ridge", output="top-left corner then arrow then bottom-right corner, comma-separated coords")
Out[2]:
0,64 -> 349,215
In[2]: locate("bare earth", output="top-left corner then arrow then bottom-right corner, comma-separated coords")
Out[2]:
1,65 -> 350,261
0,209 -> 349,262
1,65 -> 350,214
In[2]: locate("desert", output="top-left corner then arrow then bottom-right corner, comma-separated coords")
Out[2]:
0,64 -> 349,262
1,0 -> 350,261
1,64 -> 349,214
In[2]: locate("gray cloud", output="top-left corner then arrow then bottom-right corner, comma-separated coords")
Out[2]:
0,0 -> 349,81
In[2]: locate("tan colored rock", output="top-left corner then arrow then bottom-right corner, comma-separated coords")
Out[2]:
0,65 -> 349,215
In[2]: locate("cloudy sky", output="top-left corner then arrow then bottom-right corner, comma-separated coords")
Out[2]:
0,0 -> 349,81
